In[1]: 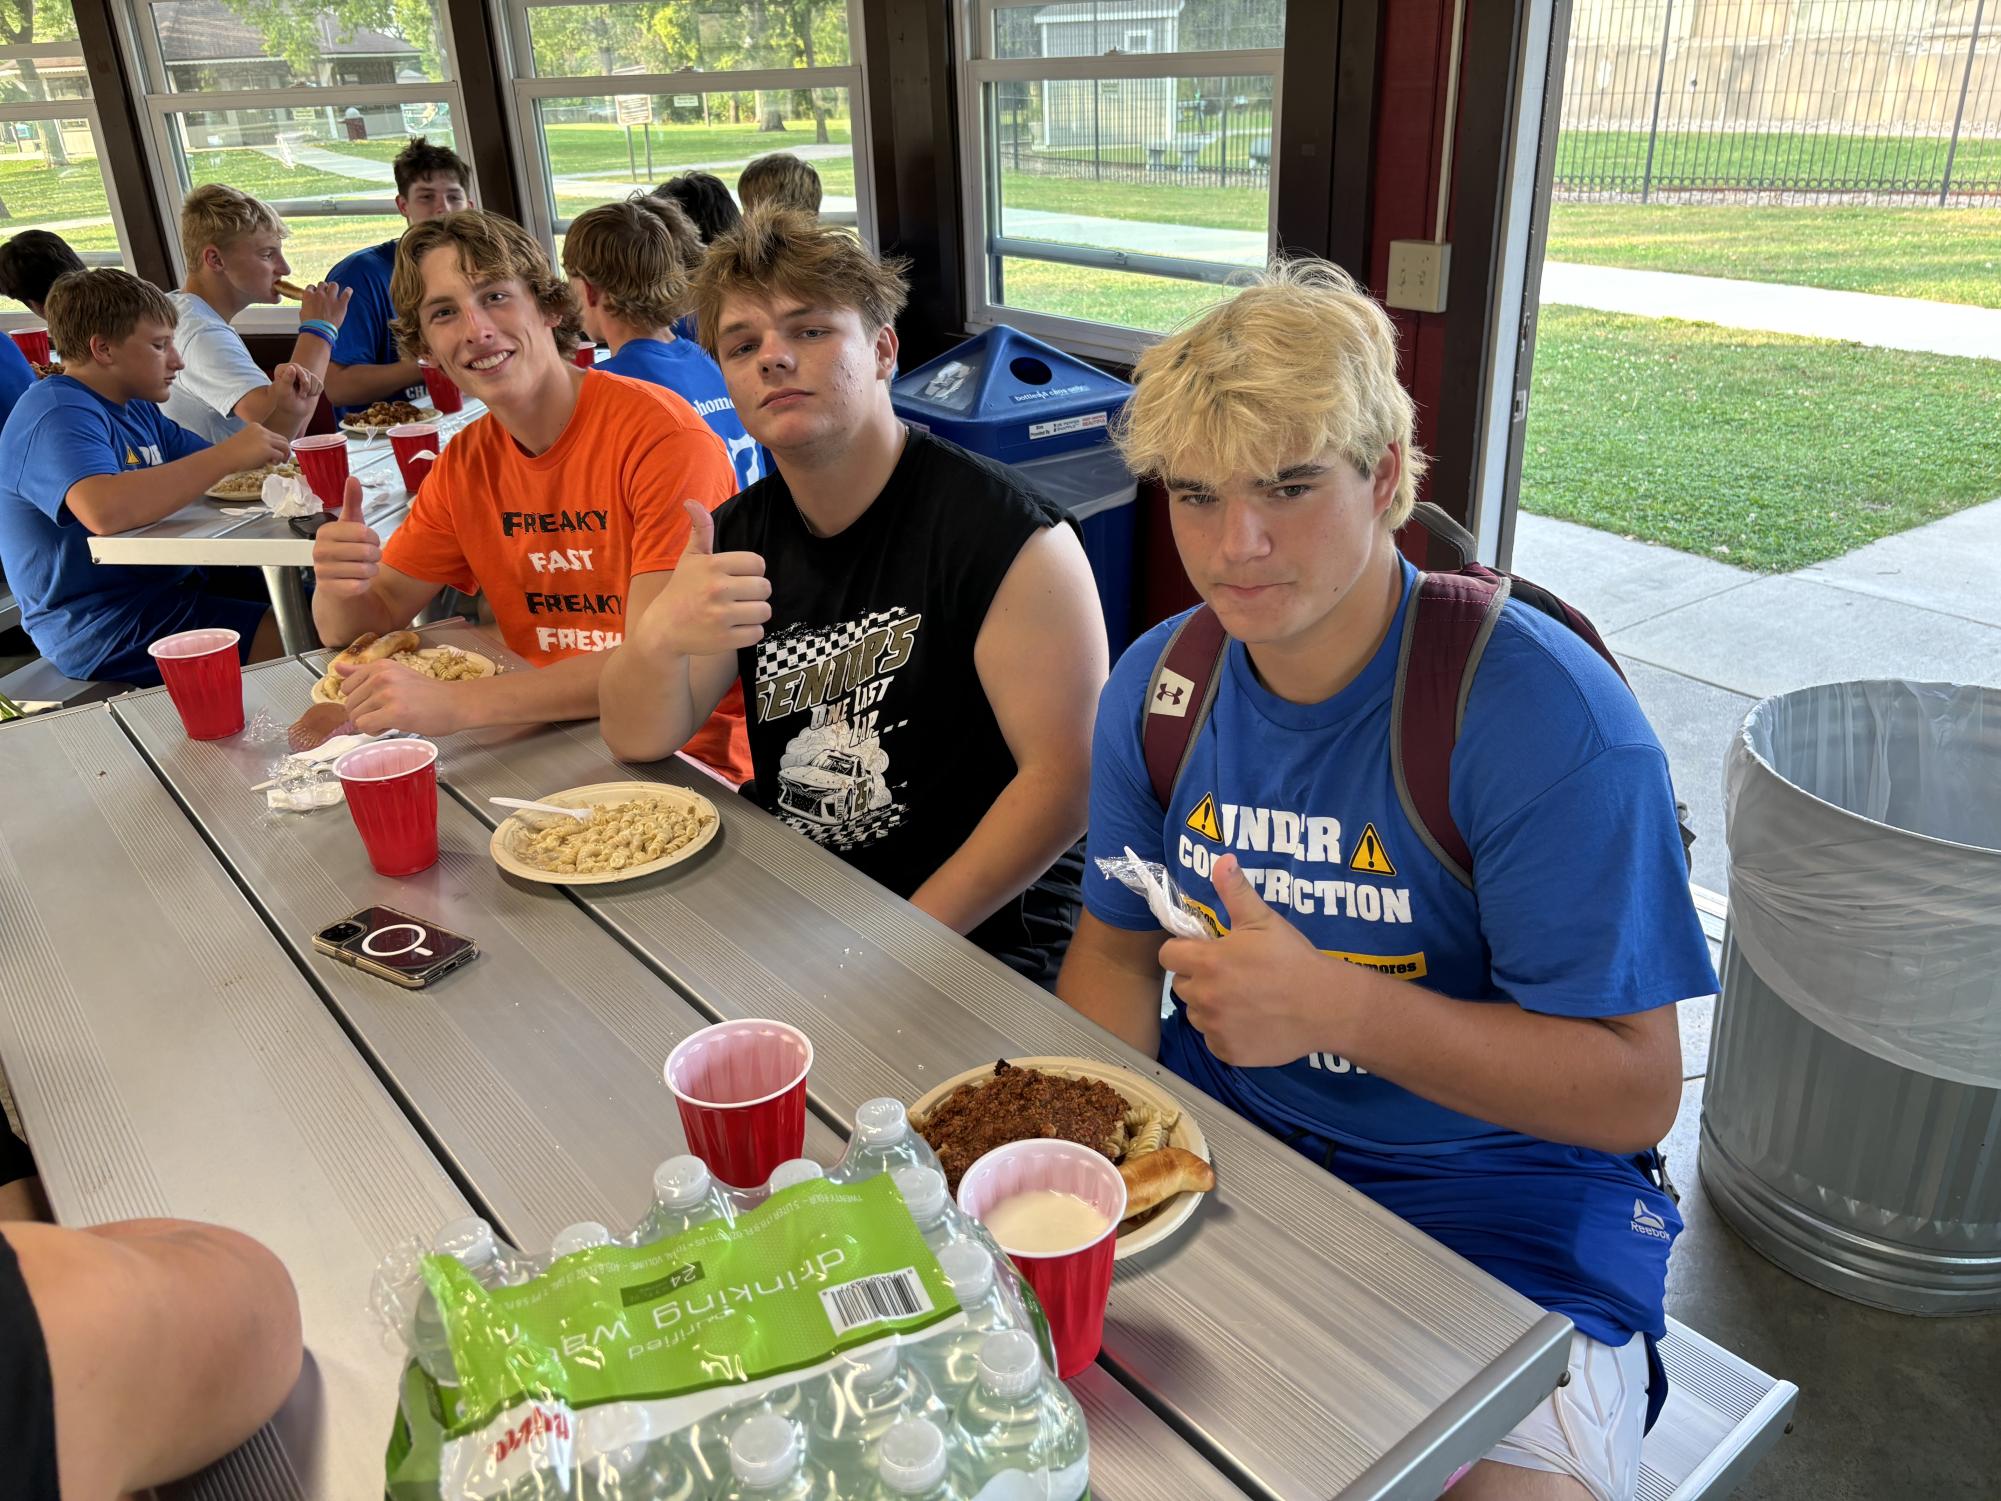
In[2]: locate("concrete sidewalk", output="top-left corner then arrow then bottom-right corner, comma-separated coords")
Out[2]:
1511,500 -> 2001,895
1541,261 -> 2001,361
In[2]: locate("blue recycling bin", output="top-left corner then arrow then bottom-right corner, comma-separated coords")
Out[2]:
893,327 -> 1138,657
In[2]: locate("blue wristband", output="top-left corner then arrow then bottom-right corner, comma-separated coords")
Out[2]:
297,319 -> 336,346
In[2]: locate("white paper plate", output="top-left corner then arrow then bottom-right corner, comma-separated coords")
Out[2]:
909,1056 -> 1210,1261
310,646 -> 497,705
341,406 -> 439,438
489,780 -> 721,886
204,465 -> 299,501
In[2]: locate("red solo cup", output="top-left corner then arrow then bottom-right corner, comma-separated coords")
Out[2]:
11,327 -> 49,365
146,628 -> 243,739
333,739 -> 441,877
663,1020 -> 813,1189
957,1140 -> 1126,1379
291,432 -> 350,511
418,361 -> 463,414
572,342 -> 597,369
387,422 -> 439,492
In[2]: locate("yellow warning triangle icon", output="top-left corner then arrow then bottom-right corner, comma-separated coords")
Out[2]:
1184,792 -> 1222,842
1350,822 -> 1397,876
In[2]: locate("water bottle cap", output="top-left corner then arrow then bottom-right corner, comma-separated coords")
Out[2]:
843,1341 -> 899,1390
876,1416 -> 949,1494
430,1215 -> 498,1267
935,1241 -> 995,1300
767,1158 -> 825,1192
891,1165 -> 947,1223
653,1154 -> 713,1208
854,1096 -> 912,1145
550,1221 -> 612,1258
583,1402 -> 653,1453
975,1329 -> 1043,1399
729,1412 -> 802,1487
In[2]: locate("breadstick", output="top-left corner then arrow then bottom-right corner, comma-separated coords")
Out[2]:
1119,1146 -> 1215,1217
275,278 -> 306,300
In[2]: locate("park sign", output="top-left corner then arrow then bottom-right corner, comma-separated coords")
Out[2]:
615,93 -> 653,126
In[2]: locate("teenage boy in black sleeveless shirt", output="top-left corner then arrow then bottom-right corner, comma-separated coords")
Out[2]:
602,210 -> 1108,983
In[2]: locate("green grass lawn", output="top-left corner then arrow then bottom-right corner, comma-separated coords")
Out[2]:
1554,128 -> 2001,193
1519,306 -> 2001,571
999,258 -> 1237,333
1546,202 -> 2001,308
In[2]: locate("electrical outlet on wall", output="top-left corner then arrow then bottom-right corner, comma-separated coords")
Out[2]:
1386,240 -> 1450,313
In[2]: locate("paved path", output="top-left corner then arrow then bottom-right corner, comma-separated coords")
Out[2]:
1511,498 -> 2001,895
1541,261 -> 2001,361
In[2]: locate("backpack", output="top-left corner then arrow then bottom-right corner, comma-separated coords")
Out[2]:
1141,501 -> 1696,886
1141,499 -> 1688,1431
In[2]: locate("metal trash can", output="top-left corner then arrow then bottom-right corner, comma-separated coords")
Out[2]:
1701,680 -> 2001,1314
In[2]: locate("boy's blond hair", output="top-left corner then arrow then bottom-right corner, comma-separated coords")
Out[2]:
179,183 -> 285,269
691,207 -> 907,358
46,267 -> 177,359
1116,260 -> 1428,529
737,152 -> 823,215
390,209 -> 581,360
562,195 -> 690,329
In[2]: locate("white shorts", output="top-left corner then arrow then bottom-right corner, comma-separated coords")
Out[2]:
1479,1331 -> 1649,1501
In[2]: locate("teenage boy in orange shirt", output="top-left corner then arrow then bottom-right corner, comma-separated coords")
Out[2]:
309,210 -> 749,781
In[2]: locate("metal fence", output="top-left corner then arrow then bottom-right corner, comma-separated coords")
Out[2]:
992,79 -> 1274,191
1557,0 -> 2001,203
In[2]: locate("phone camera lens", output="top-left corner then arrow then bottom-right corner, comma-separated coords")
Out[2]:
325,920 -> 366,942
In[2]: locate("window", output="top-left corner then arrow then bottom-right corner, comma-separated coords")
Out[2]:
119,0 -> 471,320
0,17 -> 135,319
961,0 -> 1284,356
498,0 -> 874,255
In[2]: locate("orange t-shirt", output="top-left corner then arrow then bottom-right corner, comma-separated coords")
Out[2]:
383,370 -> 751,782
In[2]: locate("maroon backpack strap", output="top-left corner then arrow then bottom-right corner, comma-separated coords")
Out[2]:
1391,570 -> 1512,889
1143,604 -> 1230,808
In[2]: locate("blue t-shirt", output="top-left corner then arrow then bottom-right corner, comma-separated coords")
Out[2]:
1086,559 -> 1718,1344
0,336 -> 35,430
328,239 -> 426,418
0,376 -> 209,677
598,337 -> 764,490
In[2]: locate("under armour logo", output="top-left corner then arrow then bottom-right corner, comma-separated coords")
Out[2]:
1149,667 -> 1196,718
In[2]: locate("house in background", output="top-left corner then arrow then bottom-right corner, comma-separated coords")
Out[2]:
1034,0 -> 1183,153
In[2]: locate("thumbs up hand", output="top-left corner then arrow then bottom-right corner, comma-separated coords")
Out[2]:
1159,855 -> 1350,1068
312,476 -> 382,600
632,499 -> 773,659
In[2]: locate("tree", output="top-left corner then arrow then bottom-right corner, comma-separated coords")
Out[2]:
0,0 -> 81,168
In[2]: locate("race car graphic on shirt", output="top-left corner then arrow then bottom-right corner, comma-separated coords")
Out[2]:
754,608 -> 923,852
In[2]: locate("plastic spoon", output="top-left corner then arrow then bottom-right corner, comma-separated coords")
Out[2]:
490,796 -> 592,823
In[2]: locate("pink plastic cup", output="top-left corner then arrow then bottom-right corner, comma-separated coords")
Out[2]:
146,628 -> 243,740
333,739 -> 441,877
418,361 -> 463,414
291,432 -> 350,511
572,343 -> 597,370
663,1020 -> 813,1189
11,327 -> 49,365
958,1140 -> 1127,1379
387,422 -> 439,492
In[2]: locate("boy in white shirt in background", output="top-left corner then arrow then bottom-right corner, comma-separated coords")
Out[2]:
163,184 -> 343,442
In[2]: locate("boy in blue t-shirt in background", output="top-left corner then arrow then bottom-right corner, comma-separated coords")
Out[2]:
562,195 -> 765,490
1056,261 -> 1717,1501
324,136 -> 472,418
0,269 -> 302,683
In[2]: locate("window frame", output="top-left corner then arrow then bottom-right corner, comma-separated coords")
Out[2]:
494,0 -> 879,251
114,0 -> 474,334
958,0 -> 1284,363
0,39 -> 138,329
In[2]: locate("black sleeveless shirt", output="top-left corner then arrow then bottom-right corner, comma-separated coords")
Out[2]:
713,428 -> 1083,981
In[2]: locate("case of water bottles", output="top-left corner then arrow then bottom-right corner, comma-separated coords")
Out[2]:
370,1099 -> 1092,1500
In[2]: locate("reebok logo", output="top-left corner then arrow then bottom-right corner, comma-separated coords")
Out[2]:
1630,1198 -> 1671,1242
